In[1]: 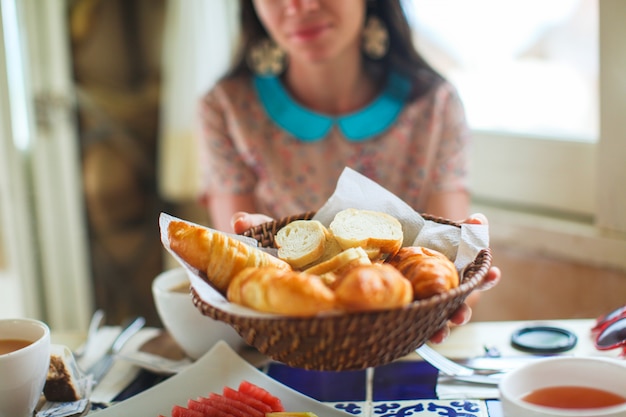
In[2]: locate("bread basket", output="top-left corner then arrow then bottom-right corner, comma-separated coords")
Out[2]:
191,211 -> 492,371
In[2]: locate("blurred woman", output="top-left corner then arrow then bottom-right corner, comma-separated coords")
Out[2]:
197,0 -> 500,341
200,0 -> 470,230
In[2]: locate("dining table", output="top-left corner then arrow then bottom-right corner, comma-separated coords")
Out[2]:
47,318 -> 619,417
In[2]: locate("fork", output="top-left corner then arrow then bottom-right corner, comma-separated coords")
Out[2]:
74,309 -> 105,359
416,344 -> 506,385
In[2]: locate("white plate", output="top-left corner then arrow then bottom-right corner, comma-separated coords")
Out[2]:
90,341 -> 350,417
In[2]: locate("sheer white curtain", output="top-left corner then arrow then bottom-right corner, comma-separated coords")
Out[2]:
158,0 -> 240,202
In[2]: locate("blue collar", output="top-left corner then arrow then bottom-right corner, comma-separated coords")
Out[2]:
253,71 -> 412,142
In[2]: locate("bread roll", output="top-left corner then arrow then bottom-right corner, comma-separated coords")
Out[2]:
329,208 -> 403,260
168,221 -> 291,293
227,267 -> 337,316
311,231 -> 344,265
386,246 -> 459,299
275,220 -> 329,269
333,264 -> 413,312
303,247 -> 371,286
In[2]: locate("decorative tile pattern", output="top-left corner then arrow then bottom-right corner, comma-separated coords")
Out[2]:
327,400 -> 488,417
267,361 -> 493,417
332,401 -> 369,416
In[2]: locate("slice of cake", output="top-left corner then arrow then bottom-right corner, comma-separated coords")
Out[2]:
43,347 -> 83,402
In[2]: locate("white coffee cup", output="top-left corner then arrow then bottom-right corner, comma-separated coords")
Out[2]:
0,318 -> 51,417
152,267 -> 244,359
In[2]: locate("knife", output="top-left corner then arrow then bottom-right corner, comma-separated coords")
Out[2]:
86,316 -> 146,384
460,355 -> 560,371
439,373 -> 505,385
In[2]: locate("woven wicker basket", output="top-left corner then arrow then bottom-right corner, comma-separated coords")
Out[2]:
192,211 -> 492,371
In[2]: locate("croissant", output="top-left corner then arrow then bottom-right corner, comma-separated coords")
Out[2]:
386,246 -> 459,300
167,221 -> 291,293
333,263 -> 413,312
227,266 -> 337,317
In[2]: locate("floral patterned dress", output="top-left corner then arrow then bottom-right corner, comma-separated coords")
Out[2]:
198,72 -> 470,219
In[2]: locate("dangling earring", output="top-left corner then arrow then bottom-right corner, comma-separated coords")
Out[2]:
247,39 -> 287,76
362,15 -> 389,59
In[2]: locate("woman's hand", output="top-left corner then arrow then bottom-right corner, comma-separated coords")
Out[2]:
231,211 -> 274,234
428,265 -> 501,343
428,213 -> 501,344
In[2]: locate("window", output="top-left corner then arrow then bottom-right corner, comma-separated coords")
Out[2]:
407,0 -> 597,142
405,1 -> 626,228
404,0 -> 626,270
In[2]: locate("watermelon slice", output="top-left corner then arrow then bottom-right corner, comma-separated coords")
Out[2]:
171,405 -> 204,417
238,381 -> 285,412
204,393 -> 264,417
161,380 -> 301,417
223,386 -> 272,413
188,398 -> 235,417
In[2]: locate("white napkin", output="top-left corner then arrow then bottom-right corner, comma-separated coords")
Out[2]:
315,167 -> 489,270
76,327 -> 161,404
116,351 -> 192,375
314,167 -> 425,247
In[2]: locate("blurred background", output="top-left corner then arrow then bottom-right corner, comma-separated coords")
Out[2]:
0,0 -> 625,331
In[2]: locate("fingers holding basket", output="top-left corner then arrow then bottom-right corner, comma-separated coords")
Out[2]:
232,212 -> 275,234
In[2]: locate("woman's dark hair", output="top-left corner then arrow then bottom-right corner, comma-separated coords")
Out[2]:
229,0 -> 443,98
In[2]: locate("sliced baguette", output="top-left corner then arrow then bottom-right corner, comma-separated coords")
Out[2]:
303,247 -> 371,277
303,247 -> 372,287
329,208 -> 403,260
312,232 -> 344,265
275,220 -> 329,269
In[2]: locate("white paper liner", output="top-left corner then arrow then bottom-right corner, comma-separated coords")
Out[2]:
159,167 -> 489,320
